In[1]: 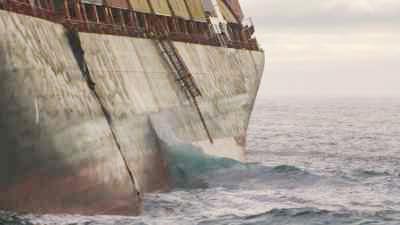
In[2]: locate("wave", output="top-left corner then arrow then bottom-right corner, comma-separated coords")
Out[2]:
0,211 -> 33,225
167,150 -> 319,190
159,137 -> 317,190
271,165 -> 306,173
353,169 -> 391,178
4,208 -> 400,225
162,143 -> 243,189
198,208 -> 400,225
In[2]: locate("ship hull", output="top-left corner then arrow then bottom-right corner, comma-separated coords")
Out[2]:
0,10 -> 264,215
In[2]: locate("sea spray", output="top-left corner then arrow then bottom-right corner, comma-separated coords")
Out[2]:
150,109 -> 316,189
149,112 -> 244,188
162,142 -> 243,188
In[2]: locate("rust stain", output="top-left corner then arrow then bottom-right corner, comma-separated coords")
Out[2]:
0,165 -> 140,215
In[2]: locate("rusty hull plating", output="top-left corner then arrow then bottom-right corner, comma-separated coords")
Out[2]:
0,0 -> 264,216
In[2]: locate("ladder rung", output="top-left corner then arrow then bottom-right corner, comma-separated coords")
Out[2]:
158,40 -> 212,143
159,40 -> 201,97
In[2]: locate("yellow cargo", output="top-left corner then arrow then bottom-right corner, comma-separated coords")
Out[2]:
168,0 -> 191,19
217,0 -> 237,23
185,0 -> 206,22
128,0 -> 151,13
149,0 -> 172,16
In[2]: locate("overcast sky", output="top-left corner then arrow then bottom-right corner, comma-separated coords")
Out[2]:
241,0 -> 400,97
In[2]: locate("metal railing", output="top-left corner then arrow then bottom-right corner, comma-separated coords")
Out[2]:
0,0 -> 260,51
0,0 -> 56,20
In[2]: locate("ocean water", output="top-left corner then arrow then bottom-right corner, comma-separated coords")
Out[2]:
2,97 -> 400,225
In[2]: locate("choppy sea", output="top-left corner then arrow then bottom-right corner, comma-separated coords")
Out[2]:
2,97 -> 400,225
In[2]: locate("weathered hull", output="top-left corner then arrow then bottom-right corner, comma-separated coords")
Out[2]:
0,10 -> 264,215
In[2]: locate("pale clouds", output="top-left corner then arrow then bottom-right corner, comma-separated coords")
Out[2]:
321,0 -> 400,14
242,0 -> 400,30
240,0 -> 400,97
258,32 -> 400,63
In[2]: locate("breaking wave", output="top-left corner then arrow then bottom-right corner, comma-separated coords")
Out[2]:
198,208 -> 400,225
163,142 -> 317,190
3,208 -> 400,225
162,143 -> 242,189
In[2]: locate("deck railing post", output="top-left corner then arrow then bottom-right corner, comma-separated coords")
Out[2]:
128,10 -> 136,34
106,7 -> 114,34
48,0 -> 54,14
93,5 -> 99,23
63,0 -> 70,20
73,0 -> 83,21
81,3 -> 89,31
